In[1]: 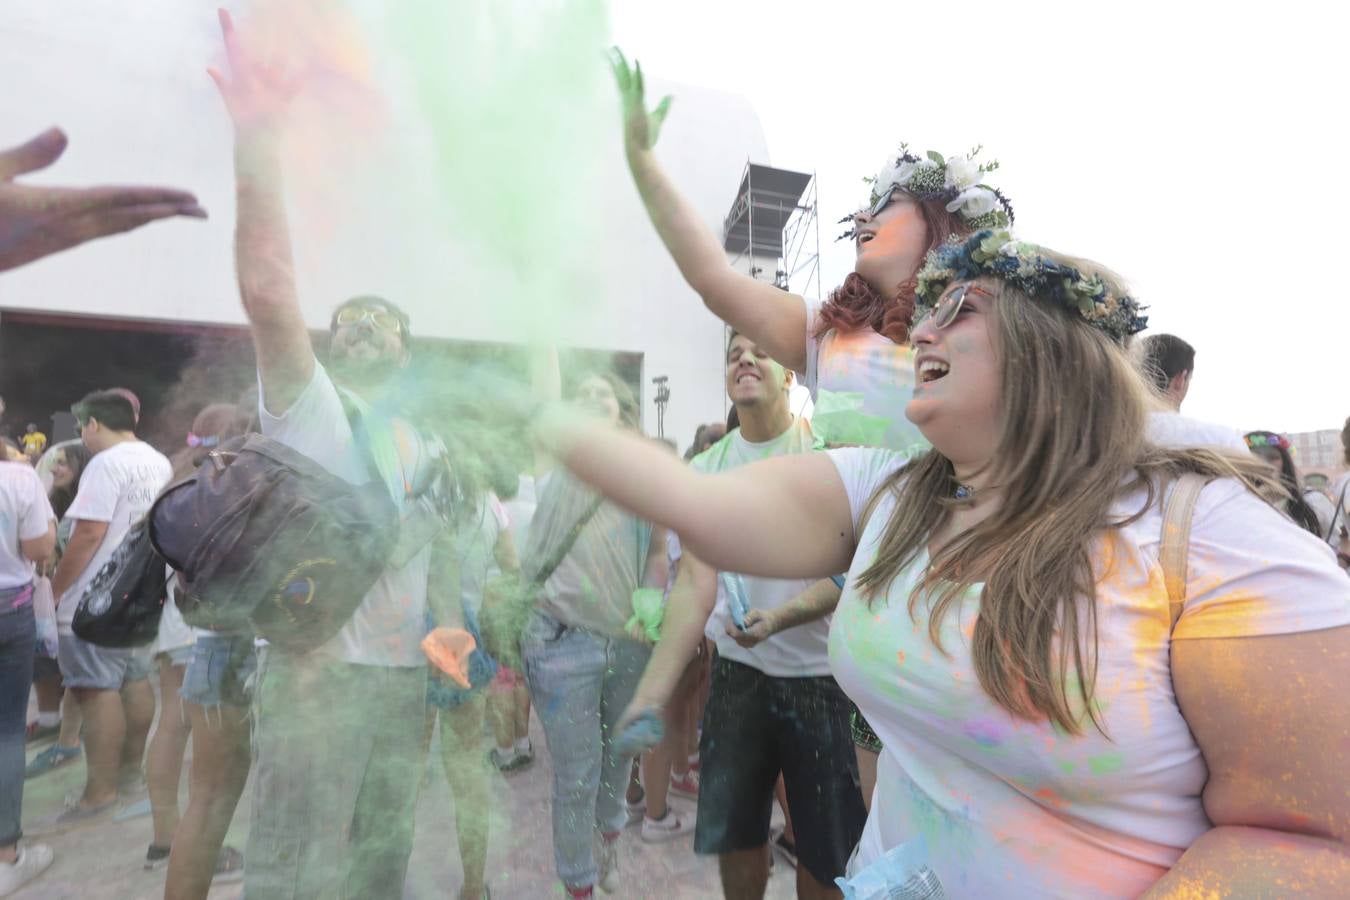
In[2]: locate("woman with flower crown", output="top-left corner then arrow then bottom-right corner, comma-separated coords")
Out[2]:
527,230 -> 1350,898
608,50 -> 1017,817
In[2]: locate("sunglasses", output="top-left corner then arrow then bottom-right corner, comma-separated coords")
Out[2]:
915,283 -> 993,330
335,307 -> 403,333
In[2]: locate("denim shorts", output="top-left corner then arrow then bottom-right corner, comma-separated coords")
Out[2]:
180,633 -> 258,709
58,633 -> 151,690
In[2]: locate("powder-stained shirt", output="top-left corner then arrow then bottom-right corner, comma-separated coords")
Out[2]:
801,298 -> 928,453
678,418 -> 831,677
259,364 -> 432,667
827,447 -> 1350,899
59,440 -> 171,633
0,461 -> 55,591
525,469 -> 649,638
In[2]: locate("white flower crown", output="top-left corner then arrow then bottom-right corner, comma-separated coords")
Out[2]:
862,143 -> 1014,231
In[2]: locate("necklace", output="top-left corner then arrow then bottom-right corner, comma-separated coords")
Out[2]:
951,480 -> 998,506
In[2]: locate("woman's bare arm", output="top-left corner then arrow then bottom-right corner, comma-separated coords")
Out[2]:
1143,627 -> 1350,896
611,50 -> 810,373
537,406 -> 854,579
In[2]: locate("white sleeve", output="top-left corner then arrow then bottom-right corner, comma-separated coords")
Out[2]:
825,447 -> 908,540
257,364 -> 366,485
65,457 -> 118,523
1173,480 -> 1350,641
799,295 -> 826,394
19,468 -> 56,540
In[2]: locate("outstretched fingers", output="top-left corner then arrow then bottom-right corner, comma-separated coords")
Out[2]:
0,128 -> 69,181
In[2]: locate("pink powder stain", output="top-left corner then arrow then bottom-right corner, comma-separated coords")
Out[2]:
963,716 -> 1011,749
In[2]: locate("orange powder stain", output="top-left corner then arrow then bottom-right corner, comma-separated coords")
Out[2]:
1033,786 -> 1066,809
896,650 -> 906,665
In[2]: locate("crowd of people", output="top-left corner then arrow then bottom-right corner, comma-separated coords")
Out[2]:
1,13 -> 1348,900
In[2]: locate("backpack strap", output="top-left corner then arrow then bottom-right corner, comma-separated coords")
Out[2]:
1159,474 -> 1207,632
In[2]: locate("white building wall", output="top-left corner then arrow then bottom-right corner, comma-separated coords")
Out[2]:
0,1 -> 769,448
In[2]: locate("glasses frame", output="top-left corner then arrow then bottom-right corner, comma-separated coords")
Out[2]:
335,306 -> 403,334
916,283 -> 993,331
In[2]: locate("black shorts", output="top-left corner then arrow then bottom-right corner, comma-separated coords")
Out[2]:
694,656 -> 867,884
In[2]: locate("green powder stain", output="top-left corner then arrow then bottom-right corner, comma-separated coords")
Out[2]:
385,0 -> 615,343
1088,752 -> 1125,775
1058,759 -> 1076,775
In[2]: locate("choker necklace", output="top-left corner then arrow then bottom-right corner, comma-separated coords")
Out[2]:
951,480 -> 998,506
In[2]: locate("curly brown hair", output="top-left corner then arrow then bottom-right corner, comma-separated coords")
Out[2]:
813,194 -> 969,345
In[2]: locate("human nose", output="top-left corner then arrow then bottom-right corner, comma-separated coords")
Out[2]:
911,312 -> 938,345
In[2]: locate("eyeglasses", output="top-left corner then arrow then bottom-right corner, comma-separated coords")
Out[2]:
916,283 -> 993,331
335,307 -> 403,333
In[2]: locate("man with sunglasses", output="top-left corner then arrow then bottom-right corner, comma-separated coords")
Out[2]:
210,12 -> 473,896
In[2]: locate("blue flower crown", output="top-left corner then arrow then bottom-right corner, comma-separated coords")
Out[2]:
914,230 -> 1149,342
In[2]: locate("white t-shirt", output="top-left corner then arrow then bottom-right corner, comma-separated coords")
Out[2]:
454,493 -> 509,620
680,418 -> 832,677
827,447 -> 1350,899
0,462 -> 55,590
59,441 -> 171,633
152,568 -> 196,655
501,474 -> 536,560
1145,410 -> 1247,451
259,364 -> 431,667
802,297 -> 928,453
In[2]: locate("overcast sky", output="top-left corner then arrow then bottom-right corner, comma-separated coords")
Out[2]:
611,0 -> 1347,434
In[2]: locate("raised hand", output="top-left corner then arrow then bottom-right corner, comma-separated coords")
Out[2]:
207,8 -> 302,138
608,47 -> 672,155
0,128 -> 206,272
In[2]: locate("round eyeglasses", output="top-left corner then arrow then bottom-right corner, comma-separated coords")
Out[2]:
915,283 -> 993,330
335,306 -> 403,333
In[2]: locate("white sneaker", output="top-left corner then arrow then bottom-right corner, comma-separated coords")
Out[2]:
640,810 -> 693,843
0,843 -> 55,897
595,832 -> 619,894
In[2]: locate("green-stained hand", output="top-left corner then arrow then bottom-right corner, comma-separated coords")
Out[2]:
727,607 -> 777,649
608,47 -> 672,155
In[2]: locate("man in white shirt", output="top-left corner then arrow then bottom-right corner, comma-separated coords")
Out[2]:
1138,333 -> 1247,451
211,16 -> 472,897
0,458 -> 57,894
622,332 -> 866,897
38,390 -> 170,834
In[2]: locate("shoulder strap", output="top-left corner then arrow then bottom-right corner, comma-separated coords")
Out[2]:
1160,474 -> 1207,632
1328,481 -> 1350,542
530,494 -> 605,589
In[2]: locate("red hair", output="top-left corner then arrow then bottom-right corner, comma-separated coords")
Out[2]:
813,195 -> 970,345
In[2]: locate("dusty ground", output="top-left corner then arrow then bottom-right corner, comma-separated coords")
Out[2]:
16,704 -> 796,899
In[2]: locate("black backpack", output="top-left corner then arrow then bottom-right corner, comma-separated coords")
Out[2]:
71,518 -> 169,648
148,432 -> 400,654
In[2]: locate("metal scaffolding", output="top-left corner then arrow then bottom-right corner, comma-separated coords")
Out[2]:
721,161 -> 820,298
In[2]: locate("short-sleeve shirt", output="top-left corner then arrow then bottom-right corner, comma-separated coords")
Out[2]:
0,461 -> 55,590
1145,410 -> 1247,451
826,447 -> 1350,898
259,364 -> 432,667
680,418 -> 831,677
59,440 -> 171,632
20,432 -> 47,456
525,469 -> 648,638
801,297 -> 928,453
454,493 -> 509,619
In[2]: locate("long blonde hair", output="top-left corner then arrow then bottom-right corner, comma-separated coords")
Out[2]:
856,252 -> 1276,734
